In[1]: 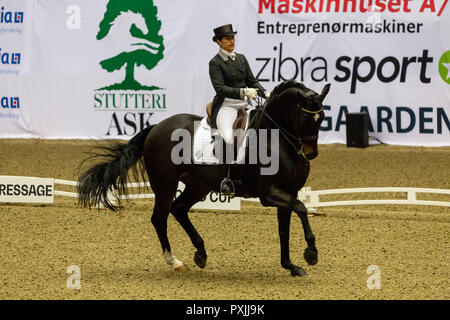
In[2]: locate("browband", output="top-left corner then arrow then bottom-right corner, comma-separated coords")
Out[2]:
301,107 -> 323,114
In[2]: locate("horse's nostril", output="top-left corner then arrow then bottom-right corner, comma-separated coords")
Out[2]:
306,153 -> 317,160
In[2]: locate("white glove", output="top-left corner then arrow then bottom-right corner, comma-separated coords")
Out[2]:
264,91 -> 271,99
243,88 -> 258,100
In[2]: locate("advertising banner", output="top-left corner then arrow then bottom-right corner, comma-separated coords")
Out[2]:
0,175 -> 54,203
177,182 -> 241,211
0,0 -> 31,137
0,0 -> 448,146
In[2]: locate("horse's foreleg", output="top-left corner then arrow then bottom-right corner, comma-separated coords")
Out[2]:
294,202 -> 318,266
277,208 -> 307,276
260,186 -> 317,275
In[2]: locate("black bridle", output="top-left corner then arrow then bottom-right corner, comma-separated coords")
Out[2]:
252,95 -> 321,159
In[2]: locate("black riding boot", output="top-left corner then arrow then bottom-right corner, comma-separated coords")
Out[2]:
213,136 -> 235,196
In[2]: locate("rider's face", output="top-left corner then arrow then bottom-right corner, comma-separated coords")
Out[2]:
217,35 -> 235,53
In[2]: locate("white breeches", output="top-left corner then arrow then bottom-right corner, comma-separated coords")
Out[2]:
216,98 -> 250,145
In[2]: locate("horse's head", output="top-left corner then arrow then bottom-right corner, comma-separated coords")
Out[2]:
112,11 -> 149,36
100,10 -> 149,47
268,81 -> 331,160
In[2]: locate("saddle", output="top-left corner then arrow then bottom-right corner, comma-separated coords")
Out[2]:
206,102 -> 249,159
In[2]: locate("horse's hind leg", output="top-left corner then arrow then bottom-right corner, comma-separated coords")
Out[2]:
151,185 -> 188,272
170,185 -> 210,269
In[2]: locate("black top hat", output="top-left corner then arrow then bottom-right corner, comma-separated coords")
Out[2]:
212,24 -> 237,42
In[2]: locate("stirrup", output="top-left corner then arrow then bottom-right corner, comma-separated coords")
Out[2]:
220,178 -> 235,196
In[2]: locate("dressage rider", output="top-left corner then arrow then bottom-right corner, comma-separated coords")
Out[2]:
209,24 -> 270,196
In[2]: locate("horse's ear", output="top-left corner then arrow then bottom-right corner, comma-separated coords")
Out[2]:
320,83 -> 331,101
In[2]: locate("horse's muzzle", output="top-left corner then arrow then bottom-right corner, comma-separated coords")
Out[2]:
302,140 -> 318,160
305,152 -> 318,160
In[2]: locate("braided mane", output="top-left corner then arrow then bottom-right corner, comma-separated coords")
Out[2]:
271,80 -> 314,97
253,80 -> 320,130
267,80 -> 321,113
260,80 -> 319,136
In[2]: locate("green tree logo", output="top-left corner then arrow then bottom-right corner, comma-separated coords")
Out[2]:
96,0 -> 164,91
438,50 -> 450,85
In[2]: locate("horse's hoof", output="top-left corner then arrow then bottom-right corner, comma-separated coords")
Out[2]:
174,264 -> 189,273
194,251 -> 207,269
304,247 -> 318,265
290,265 -> 307,277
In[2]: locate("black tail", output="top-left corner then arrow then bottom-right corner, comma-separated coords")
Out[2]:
77,126 -> 154,211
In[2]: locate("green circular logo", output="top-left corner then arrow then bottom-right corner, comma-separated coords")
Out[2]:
438,50 -> 450,84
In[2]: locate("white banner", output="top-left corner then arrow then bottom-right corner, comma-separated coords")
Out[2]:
177,182 -> 240,211
0,0 -> 449,146
0,176 -> 54,203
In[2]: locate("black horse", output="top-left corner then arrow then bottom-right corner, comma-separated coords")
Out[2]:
78,80 -> 330,276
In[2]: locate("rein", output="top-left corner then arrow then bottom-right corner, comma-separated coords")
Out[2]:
252,96 -> 321,159
262,110 -> 304,156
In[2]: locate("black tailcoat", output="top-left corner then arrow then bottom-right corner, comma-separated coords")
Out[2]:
208,52 -> 266,130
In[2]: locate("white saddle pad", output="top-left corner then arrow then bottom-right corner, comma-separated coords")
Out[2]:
193,110 -> 251,164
